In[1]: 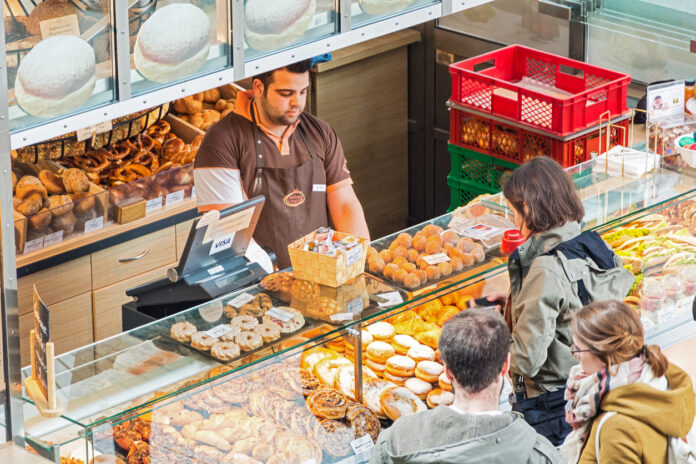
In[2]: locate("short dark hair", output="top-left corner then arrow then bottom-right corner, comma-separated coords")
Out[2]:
253,59 -> 312,94
438,309 -> 510,394
503,156 -> 584,233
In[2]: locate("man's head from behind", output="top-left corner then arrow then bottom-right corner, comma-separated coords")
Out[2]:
252,60 -> 312,127
438,309 -> 511,395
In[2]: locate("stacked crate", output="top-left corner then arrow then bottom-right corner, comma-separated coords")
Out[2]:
447,45 -> 631,210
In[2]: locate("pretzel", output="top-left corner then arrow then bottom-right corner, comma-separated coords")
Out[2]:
146,120 -> 171,142
74,150 -> 110,173
132,133 -> 155,153
108,141 -> 132,161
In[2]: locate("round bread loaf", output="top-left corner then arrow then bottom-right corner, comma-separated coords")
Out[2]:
245,0 -> 316,51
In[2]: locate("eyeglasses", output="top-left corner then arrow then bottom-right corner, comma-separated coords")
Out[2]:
570,344 -> 592,356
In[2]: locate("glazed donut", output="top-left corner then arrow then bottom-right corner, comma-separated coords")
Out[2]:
415,360 -> 444,383
366,341 -> 395,363
108,142 -> 131,161
392,334 -> 419,355
236,331 -> 263,351
210,341 -> 240,361
38,170 -> 65,194
366,321 -> 395,341
438,372 -> 453,391
254,322 -> 281,343
404,377 -> 433,401
230,315 -> 259,331
306,387 -> 348,420
190,331 -> 217,351
426,388 -> 454,408
385,355 -> 416,377
379,386 -> 427,421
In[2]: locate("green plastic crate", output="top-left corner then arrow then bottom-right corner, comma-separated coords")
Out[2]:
448,144 -> 519,191
447,175 -> 498,212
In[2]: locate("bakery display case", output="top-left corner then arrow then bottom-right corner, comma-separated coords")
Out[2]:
352,0 -> 441,28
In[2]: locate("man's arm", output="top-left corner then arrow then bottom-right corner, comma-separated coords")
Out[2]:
327,184 -> 370,240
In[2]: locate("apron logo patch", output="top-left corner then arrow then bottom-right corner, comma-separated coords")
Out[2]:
283,188 -> 305,207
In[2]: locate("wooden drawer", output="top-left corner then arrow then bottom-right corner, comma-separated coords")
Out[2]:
92,264 -> 172,341
19,292 -> 93,367
17,256 -> 91,316
176,219 -> 195,260
91,227 -> 176,289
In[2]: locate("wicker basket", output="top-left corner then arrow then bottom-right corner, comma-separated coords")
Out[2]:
288,231 -> 368,287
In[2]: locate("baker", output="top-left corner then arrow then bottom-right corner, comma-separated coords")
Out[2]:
194,60 -> 369,270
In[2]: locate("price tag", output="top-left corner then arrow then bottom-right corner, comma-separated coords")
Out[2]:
165,190 -> 185,206
95,120 -> 112,133
43,230 -> 63,247
228,292 -> 255,308
39,14 -> 80,39
330,313 -> 354,322
422,253 -> 450,265
345,246 -> 363,266
350,434 -> 374,455
459,223 -> 500,240
205,324 -> 232,338
641,317 -> 656,331
207,265 -> 224,275
24,237 -> 44,254
84,216 -> 104,233
266,307 -> 293,322
347,296 -> 364,314
76,126 -> 94,142
377,291 -> 403,308
145,197 -> 163,214
657,306 -> 677,324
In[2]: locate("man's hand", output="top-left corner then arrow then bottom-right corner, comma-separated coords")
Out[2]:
327,185 -> 370,240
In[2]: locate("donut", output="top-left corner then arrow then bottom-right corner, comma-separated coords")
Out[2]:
392,268 -> 408,284
415,360 -> 444,383
405,377 -> 433,401
190,332 -> 217,351
427,389 -> 454,408
385,355 -> 416,377
407,248 -> 420,263
365,358 -> 386,376
407,344 -> 436,363
230,315 -> 259,331
392,334 -> 419,355
439,372 -> 453,392
38,170 -> 64,194
314,357 -> 352,386
383,263 -> 399,280
368,257 -> 385,274
210,341 -> 240,361
379,386 -> 427,421
170,321 -> 197,342
425,265 -> 442,281
412,234 -> 427,251
254,322 -> 280,343
366,321 -> 395,341
366,341 -> 395,363
236,331 -> 263,351
383,370 -> 408,386
245,0 -> 316,51
306,387 -> 348,420
395,232 -> 413,248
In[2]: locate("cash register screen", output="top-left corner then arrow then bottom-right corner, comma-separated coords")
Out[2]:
173,196 -> 264,282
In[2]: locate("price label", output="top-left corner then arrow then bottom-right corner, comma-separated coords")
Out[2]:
422,253 -> 450,265
76,120 -> 113,142
657,306 -> 677,324
377,291 -> 403,308
24,237 -> 44,254
95,120 -> 112,133
228,292 -> 255,308
345,246 -> 363,266
207,265 -> 224,275
459,223 -> 500,240
145,197 -> 163,214
330,313 -> 354,322
347,296 -> 364,314
39,14 -> 80,39
43,230 -> 63,247
84,216 -> 104,233
76,126 -> 94,142
641,317 -> 656,331
350,434 -> 374,455
165,190 -> 185,207
266,307 -> 293,322
205,324 -> 232,338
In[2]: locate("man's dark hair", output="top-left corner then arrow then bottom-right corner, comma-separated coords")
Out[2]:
438,309 -> 511,394
253,59 -> 312,95
502,156 -> 584,233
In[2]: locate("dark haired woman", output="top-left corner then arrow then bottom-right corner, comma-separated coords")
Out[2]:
500,157 -> 633,444
561,300 -> 694,463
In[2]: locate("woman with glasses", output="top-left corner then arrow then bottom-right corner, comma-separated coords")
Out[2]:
561,300 -> 695,463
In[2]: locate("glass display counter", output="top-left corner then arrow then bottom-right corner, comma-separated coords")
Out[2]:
352,0 -> 440,29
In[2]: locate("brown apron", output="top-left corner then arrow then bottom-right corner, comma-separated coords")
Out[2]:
249,104 -> 329,269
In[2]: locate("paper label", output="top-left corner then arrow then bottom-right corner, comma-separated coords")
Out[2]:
266,307 -> 293,322
191,186 -> 196,199
351,434 -> 374,455
24,237 -> 44,254
43,230 -> 63,247
377,291 -> 403,308
345,245 -> 363,266
40,14 -> 80,39
207,264 -> 224,275
347,296 -> 364,314
422,253 -> 450,265
165,190 -> 185,206
205,324 -> 232,338
330,312 -> 354,322
460,223 -> 500,240
76,126 -> 94,142
228,292 -> 255,308
641,316 -> 656,331
210,233 -> 234,255
313,184 -> 327,192
145,197 -> 163,214
657,306 -> 677,324
84,216 -> 104,233
95,120 -> 112,134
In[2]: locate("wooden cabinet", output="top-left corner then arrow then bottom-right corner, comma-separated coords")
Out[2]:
176,219 -> 195,260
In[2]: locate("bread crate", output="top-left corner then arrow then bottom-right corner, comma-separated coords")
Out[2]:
447,175 -> 499,212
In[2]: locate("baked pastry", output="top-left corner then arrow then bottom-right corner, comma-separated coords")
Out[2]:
306,387 -> 348,420
392,334 -> 419,355
28,208 -> 52,231
170,322 -> 197,344
218,326 -> 241,342
245,0 -> 316,51
47,195 -> 74,216
260,271 -> 295,300
313,357 -> 352,386
362,378 -> 394,419
236,331 -> 263,351
15,36 -> 96,118
407,344 -> 436,363
439,372 -> 453,392
254,322 -> 280,342
134,4 -> 211,83
383,370 -> 408,386
38,170 -> 64,194
379,386 -> 427,420
306,296 -> 340,320
415,327 -> 442,349
415,360 -> 444,383
300,347 -> 338,372
348,405 -> 381,443
210,341 -> 240,361
385,355 -> 416,377
230,315 -> 259,331
427,388 -> 454,408
405,377 -> 433,400
191,332 -> 217,351
262,306 -> 304,333
315,419 -> 353,457
15,195 -> 42,217
366,341 -> 395,363
366,321 -> 395,341
62,168 -> 90,194
365,358 -> 386,377
15,176 -> 48,201
51,210 -> 76,234
71,192 -> 96,217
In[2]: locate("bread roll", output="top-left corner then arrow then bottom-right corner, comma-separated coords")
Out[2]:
15,36 -> 96,118
359,0 -> 416,16
134,4 -> 211,83
245,0 -> 316,51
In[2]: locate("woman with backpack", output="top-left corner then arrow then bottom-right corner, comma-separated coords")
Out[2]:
497,157 -> 634,445
561,300 -> 695,463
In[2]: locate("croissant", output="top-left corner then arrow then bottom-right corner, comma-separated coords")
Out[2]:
203,88 -> 221,103
173,96 -> 203,115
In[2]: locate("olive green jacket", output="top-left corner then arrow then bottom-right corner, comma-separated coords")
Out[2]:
508,222 -> 634,392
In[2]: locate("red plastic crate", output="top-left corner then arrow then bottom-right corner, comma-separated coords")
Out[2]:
450,108 -> 629,167
450,45 -> 631,136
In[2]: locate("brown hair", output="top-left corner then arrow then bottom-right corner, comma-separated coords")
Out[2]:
502,156 -> 584,233
253,60 -> 312,96
573,300 -> 668,377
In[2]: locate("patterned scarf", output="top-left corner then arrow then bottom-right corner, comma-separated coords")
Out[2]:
559,356 -> 646,463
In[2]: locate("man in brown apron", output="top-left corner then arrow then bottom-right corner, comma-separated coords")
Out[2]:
193,60 -> 369,269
